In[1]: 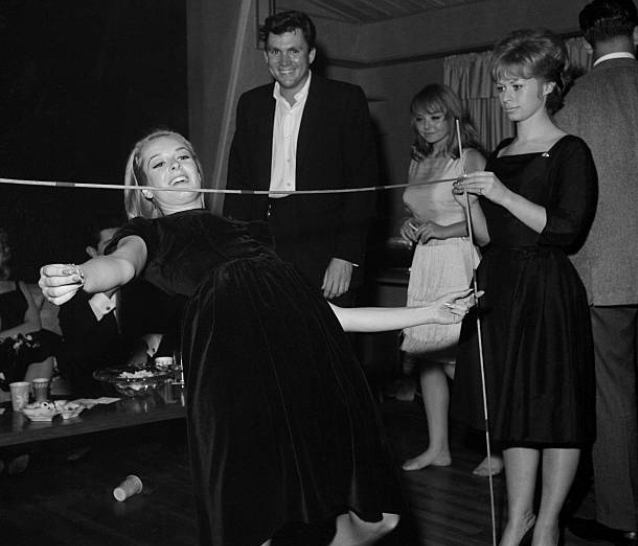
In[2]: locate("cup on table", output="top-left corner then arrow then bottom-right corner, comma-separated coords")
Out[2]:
9,381 -> 30,411
173,381 -> 186,406
154,356 -> 174,372
31,377 -> 50,402
113,474 -> 143,502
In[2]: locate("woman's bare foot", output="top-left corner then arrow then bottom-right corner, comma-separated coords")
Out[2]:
529,518 -> 560,546
402,447 -> 451,471
498,514 -> 535,546
329,512 -> 400,546
472,455 -> 504,477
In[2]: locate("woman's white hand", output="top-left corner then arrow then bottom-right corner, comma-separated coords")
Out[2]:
38,264 -> 84,306
431,288 -> 483,325
453,171 -> 508,204
414,220 -> 445,244
452,187 -> 479,210
400,219 -> 420,243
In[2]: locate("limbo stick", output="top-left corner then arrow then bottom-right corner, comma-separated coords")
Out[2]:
455,118 -> 497,546
0,175 -> 458,195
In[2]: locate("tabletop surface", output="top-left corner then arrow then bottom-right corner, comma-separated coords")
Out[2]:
0,388 -> 186,448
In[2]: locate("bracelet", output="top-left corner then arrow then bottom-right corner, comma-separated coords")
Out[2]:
66,263 -> 86,287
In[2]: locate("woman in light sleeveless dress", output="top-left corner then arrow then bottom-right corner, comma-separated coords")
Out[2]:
400,84 -> 500,475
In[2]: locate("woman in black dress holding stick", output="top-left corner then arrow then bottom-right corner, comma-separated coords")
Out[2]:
453,29 -> 597,546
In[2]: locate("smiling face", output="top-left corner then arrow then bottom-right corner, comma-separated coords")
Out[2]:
139,136 -> 202,214
264,30 -> 316,103
412,109 -> 451,152
496,71 -> 554,123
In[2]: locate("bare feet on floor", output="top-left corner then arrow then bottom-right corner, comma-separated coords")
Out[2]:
472,455 -> 503,477
499,514 -> 536,546
402,448 -> 452,471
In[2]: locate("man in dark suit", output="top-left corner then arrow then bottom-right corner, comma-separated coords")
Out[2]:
56,215 -> 181,395
224,10 -> 377,306
556,1 -> 638,544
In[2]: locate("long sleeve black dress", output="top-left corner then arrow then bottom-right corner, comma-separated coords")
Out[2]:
452,135 -> 598,447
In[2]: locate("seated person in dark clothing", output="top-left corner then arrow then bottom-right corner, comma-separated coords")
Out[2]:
55,214 -> 182,396
0,228 -> 60,391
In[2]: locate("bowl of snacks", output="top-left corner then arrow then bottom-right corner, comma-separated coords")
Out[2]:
93,366 -> 175,397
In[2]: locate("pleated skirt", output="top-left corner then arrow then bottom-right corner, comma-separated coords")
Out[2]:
401,238 -> 479,360
452,246 -> 595,446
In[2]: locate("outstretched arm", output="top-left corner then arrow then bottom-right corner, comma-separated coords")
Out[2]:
39,235 -> 147,306
329,288 -> 478,332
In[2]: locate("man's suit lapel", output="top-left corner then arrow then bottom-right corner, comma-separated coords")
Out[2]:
258,86 -> 276,191
296,76 -> 323,188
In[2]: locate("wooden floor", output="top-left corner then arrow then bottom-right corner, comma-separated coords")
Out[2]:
0,397 -> 598,546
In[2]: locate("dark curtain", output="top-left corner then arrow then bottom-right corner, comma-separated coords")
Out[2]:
0,0 -> 188,280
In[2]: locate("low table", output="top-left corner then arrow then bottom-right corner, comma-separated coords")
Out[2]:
0,390 -> 186,449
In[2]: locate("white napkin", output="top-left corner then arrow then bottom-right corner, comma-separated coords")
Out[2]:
72,397 -> 120,409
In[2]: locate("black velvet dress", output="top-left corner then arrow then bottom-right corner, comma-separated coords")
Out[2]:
452,136 -> 597,446
109,210 -> 403,546
0,282 -> 28,330
0,282 -> 61,390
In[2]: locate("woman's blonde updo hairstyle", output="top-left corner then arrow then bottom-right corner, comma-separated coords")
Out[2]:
491,28 -> 570,114
123,129 -> 204,219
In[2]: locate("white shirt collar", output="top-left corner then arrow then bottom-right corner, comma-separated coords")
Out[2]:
273,71 -> 312,106
593,51 -> 636,67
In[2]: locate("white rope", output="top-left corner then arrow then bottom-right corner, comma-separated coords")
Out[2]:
0,175 -> 457,195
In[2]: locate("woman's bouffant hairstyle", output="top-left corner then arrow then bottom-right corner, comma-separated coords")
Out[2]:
0,229 -> 12,281
491,28 -> 570,115
410,83 -> 485,161
260,10 -> 316,50
123,129 -> 204,219
580,0 -> 638,44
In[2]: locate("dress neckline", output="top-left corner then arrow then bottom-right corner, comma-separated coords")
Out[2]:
496,134 -> 571,159
162,208 -> 208,218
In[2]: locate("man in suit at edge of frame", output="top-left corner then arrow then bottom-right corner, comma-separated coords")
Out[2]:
556,1 -> 638,544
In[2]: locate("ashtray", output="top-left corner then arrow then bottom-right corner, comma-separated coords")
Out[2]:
93,366 -> 176,397
22,401 -> 58,422
22,400 -> 87,421
54,400 -> 85,420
